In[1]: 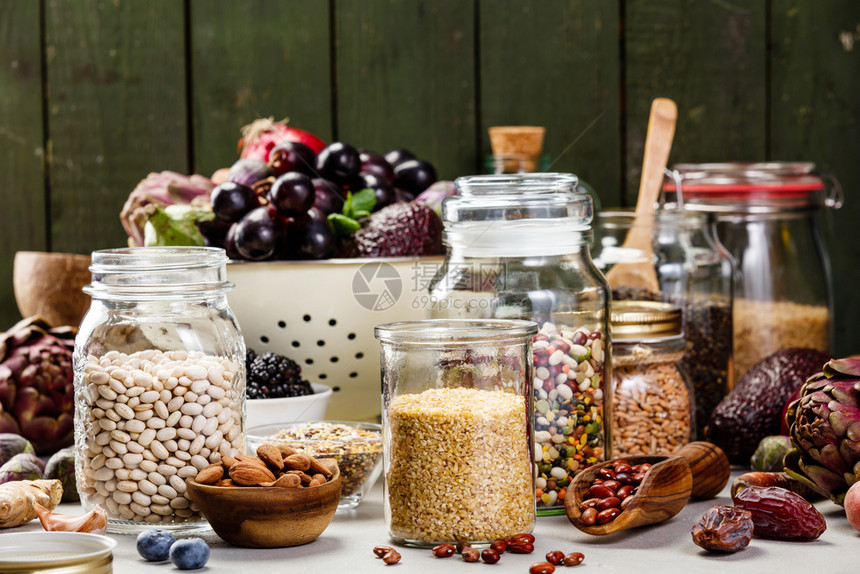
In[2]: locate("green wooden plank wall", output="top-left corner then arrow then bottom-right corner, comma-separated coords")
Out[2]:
1,0 -> 858,355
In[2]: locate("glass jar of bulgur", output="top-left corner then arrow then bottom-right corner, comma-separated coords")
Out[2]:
375,319 -> 537,547
611,301 -> 694,457
427,173 -> 611,516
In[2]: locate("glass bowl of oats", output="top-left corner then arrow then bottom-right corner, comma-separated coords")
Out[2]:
246,420 -> 383,511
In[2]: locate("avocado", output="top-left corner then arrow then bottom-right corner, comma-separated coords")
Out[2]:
336,202 -> 443,258
705,347 -> 830,465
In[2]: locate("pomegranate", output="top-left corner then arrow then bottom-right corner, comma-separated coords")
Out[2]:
238,117 -> 326,161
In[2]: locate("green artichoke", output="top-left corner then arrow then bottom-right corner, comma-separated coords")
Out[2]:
784,357 -> 860,505
0,317 -> 76,454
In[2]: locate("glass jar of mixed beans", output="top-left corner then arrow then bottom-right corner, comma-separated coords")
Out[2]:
73,247 -> 246,534
427,173 -> 612,515
610,301 -> 694,456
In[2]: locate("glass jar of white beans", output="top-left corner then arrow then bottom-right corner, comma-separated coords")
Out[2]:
73,247 -> 246,534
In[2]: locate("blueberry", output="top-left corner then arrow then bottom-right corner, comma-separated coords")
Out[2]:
169,537 -> 210,570
136,529 -> 176,561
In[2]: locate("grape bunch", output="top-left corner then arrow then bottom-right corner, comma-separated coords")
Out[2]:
199,135 -> 438,261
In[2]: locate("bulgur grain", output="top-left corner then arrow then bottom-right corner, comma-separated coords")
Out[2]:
387,387 -> 533,543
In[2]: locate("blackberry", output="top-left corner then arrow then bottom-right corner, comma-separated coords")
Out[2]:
246,349 -> 313,399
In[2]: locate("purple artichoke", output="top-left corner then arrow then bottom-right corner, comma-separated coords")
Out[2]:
0,317 -> 76,454
784,357 -> 860,505
120,171 -> 214,247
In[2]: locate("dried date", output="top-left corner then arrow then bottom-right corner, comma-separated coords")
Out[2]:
691,505 -> 754,553
733,485 -> 826,540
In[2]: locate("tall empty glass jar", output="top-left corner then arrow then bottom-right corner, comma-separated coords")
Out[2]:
666,162 -> 840,379
376,319 -> 536,546
427,173 -> 611,515
73,247 -> 246,533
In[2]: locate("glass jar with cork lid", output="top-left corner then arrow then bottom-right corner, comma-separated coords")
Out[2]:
611,301 -> 694,457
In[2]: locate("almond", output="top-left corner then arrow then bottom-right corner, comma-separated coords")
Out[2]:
256,444 -> 284,470
308,456 -> 333,477
283,453 -> 312,472
195,465 -> 224,485
308,476 -> 325,487
284,469 -> 313,484
236,454 -> 269,469
276,444 -> 299,458
229,461 -> 276,486
215,478 -> 237,487
221,456 -> 238,469
272,474 -> 302,488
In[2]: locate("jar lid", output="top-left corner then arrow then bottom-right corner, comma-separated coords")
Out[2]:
610,301 -> 682,340
444,173 -> 591,224
442,174 -> 593,256
0,532 -> 117,573
375,319 -> 538,347
662,162 -> 840,213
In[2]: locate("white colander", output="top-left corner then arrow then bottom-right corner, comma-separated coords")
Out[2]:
227,257 -> 441,422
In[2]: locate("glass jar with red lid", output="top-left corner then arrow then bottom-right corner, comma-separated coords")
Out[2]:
663,162 -> 843,380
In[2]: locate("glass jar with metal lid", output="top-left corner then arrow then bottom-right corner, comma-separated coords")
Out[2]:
611,301 -> 694,457
592,208 -> 733,439
427,173 -> 611,515
73,247 -> 246,533
664,162 -> 842,379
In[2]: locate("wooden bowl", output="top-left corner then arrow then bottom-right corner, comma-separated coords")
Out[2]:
564,455 -> 692,536
186,459 -> 341,548
13,251 -> 91,328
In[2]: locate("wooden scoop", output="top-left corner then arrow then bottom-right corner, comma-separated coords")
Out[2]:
564,442 -> 730,536
604,98 -> 678,293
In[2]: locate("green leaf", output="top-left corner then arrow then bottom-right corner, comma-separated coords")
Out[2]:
143,204 -> 214,246
328,213 -> 361,236
350,188 -> 376,215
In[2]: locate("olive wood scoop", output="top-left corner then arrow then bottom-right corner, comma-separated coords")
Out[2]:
604,97 -> 678,293
564,442 -> 730,536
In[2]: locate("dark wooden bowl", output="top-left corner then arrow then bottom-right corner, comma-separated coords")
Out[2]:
564,454 -> 692,536
186,459 -> 341,548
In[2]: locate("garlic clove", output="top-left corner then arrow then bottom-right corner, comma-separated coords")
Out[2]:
35,503 -> 108,535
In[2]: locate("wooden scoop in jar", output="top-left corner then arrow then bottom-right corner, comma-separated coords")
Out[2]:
604,98 -> 677,293
563,442 -> 730,536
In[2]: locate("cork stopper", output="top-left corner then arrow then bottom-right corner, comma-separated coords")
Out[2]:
488,126 -> 546,156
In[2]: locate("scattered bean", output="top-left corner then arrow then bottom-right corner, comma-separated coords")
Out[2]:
481,548 -> 501,564
382,550 -> 401,565
490,539 -> 507,554
461,547 -> 480,562
563,552 -> 585,566
373,545 -> 394,558
545,550 -> 565,565
432,544 -> 456,558
529,562 -> 556,574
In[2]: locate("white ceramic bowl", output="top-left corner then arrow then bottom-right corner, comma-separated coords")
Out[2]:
245,383 -> 333,428
228,256 -> 441,422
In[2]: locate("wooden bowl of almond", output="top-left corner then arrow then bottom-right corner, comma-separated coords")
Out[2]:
186,444 -> 342,548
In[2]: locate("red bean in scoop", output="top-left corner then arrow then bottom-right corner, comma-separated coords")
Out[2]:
596,507 -> 621,524
581,507 -> 598,525
586,484 -> 615,499
601,479 -> 621,492
596,496 -> 621,511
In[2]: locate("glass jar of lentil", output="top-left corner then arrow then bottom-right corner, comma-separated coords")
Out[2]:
592,208 -> 734,439
427,173 -> 611,516
664,162 -> 840,379
611,301 -> 694,456
73,247 -> 246,534
375,319 -> 537,546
